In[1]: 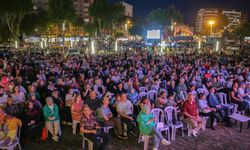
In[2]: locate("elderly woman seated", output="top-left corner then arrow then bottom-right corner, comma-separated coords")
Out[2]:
137,105 -> 170,150
43,97 -> 60,142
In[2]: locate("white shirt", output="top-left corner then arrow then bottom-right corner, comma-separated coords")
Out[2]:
117,100 -> 133,115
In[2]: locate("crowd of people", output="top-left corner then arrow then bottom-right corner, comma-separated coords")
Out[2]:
0,51 -> 249,150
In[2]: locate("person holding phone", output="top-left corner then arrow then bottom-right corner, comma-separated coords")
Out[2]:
137,105 -> 170,150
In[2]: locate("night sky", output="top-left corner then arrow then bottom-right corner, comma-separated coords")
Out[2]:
108,0 -> 250,25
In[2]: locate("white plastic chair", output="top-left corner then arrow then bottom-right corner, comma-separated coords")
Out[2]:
139,92 -> 148,99
138,133 -> 151,150
102,126 -> 114,133
197,88 -> 205,94
151,108 -> 170,141
164,106 -> 184,140
82,133 -> 103,150
139,87 -> 148,93
217,92 -> 234,114
0,125 -> 22,150
72,120 -> 80,134
148,90 -> 157,103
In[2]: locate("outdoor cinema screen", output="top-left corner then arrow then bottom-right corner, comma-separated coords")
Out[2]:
147,30 -> 161,39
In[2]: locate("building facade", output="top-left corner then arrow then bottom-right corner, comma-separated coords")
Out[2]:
120,1 -> 133,18
241,12 -> 248,24
73,0 -> 93,23
174,24 -> 194,36
222,10 -> 241,29
195,8 -> 219,34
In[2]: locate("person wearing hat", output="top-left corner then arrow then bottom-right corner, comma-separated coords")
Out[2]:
137,105 -> 170,150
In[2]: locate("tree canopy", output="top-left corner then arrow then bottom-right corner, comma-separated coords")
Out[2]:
233,22 -> 250,39
89,0 -> 125,36
147,5 -> 183,28
48,0 -> 77,24
0,0 -> 33,40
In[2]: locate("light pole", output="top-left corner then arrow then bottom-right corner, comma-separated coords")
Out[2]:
208,20 -> 215,36
62,22 -> 66,46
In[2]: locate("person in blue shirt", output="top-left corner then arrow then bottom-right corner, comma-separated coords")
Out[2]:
197,93 -> 218,130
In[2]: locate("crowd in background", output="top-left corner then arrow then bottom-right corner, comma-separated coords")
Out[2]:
0,51 -> 249,149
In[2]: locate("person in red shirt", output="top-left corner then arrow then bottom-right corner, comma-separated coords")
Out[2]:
183,93 -> 204,137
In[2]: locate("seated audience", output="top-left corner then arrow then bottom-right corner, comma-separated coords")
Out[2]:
43,97 -> 60,142
197,93 -> 218,130
85,90 -> 100,111
117,93 -> 137,136
137,105 -> 170,150
80,105 -> 111,150
208,87 -> 231,126
183,93 -> 204,137
97,96 -> 126,139
23,101 -> 42,143
155,91 -> 167,109
71,94 -> 84,123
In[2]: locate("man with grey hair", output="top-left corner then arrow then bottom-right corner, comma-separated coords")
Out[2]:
43,97 -> 60,142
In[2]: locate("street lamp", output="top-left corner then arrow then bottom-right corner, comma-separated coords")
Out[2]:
14,40 -> 18,49
115,40 -> 118,52
91,40 -> 95,54
161,41 -> 165,54
215,41 -> 219,51
198,41 -> 201,49
62,22 -> 66,46
208,20 -> 215,36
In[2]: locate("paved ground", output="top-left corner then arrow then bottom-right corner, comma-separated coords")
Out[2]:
23,119 -> 250,150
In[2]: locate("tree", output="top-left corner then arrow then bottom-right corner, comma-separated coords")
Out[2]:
147,8 -> 168,28
0,0 -> 33,40
0,25 -> 11,43
89,0 -> 125,36
233,22 -> 250,39
89,0 -> 109,35
48,0 -> 77,24
128,18 -> 144,36
108,3 -> 125,30
83,23 -> 98,37
165,5 -> 183,24
21,9 -> 50,36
